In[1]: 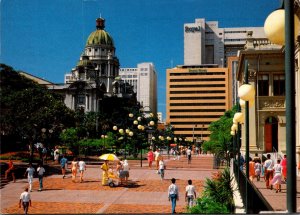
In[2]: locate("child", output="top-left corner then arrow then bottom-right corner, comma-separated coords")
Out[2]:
254,160 -> 262,181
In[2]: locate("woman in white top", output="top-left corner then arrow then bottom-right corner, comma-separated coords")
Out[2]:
159,157 -> 165,180
271,159 -> 282,193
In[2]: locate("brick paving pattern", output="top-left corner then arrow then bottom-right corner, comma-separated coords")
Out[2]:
0,154 -> 215,214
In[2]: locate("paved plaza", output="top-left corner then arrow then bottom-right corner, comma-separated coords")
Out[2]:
0,155 -> 216,214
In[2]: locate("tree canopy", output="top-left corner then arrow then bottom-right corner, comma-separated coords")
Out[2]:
0,64 -> 76,150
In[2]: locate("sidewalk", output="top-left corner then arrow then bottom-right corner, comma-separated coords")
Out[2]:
0,154 -> 216,214
252,176 -> 300,212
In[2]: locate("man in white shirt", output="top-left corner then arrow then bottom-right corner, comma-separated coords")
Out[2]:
264,154 -> 274,189
185,179 -> 196,208
37,163 -> 45,191
168,178 -> 179,214
78,159 -> 86,183
186,148 -> 192,164
19,187 -> 31,215
24,163 -> 35,192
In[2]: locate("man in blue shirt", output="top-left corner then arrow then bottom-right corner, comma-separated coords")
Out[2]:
60,154 -> 68,179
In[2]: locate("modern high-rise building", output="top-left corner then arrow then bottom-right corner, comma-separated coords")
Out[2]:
166,65 -> 230,142
119,62 -> 157,115
184,18 -> 266,67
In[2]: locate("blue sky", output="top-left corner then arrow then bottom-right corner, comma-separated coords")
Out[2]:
1,0 -> 278,119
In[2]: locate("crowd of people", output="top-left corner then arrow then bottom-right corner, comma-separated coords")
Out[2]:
7,147 -> 202,214
241,153 -> 288,193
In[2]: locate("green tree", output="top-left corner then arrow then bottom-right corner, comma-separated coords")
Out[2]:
202,106 -> 237,165
0,64 -> 76,154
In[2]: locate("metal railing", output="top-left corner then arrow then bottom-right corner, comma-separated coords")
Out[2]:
233,160 -> 273,213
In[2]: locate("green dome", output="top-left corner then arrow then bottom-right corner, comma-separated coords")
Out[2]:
86,30 -> 114,46
86,18 -> 114,46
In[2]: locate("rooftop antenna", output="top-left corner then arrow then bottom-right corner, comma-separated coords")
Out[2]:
170,59 -> 173,68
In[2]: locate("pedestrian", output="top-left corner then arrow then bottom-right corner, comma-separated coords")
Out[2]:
159,157 -> 165,180
254,160 -> 262,181
280,154 -> 287,182
239,153 -> 245,171
168,178 -> 179,214
264,154 -> 274,189
249,157 -> 255,182
37,163 -> 45,191
147,149 -> 154,169
101,160 -> 109,185
116,160 -> 124,185
60,154 -> 68,179
154,148 -> 161,171
121,159 -> 130,186
5,158 -> 16,182
19,187 -> 32,215
177,149 -> 181,160
78,159 -> 86,183
185,179 -> 196,208
271,159 -> 282,193
53,146 -> 60,164
24,163 -> 35,192
71,157 -> 78,182
186,147 -> 192,164
42,147 -> 47,164
253,153 -> 261,163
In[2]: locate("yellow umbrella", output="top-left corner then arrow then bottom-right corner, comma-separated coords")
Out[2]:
99,153 -> 119,161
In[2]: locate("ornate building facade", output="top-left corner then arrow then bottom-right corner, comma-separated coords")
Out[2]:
60,18 -> 136,112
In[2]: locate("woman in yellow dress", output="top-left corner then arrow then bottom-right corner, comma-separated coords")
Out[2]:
101,160 -> 109,185
71,157 -> 78,182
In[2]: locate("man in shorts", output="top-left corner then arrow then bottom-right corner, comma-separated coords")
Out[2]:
78,159 -> 86,183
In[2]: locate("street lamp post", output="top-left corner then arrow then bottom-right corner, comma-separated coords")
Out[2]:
264,1 -> 300,212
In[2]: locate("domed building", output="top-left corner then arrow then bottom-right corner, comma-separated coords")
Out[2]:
61,18 -> 136,112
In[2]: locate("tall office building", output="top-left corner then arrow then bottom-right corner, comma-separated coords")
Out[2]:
166,65 -> 230,141
119,62 -> 157,115
184,18 -> 266,67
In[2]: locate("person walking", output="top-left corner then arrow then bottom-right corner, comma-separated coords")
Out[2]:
185,179 -> 196,208
71,157 -> 78,182
37,163 -> 45,191
186,147 -> 192,164
147,149 -> 154,169
60,154 -> 68,179
271,159 -> 282,193
159,157 -> 165,180
19,187 -> 32,215
154,149 -> 161,171
168,178 -> 179,214
280,154 -> 287,182
254,160 -> 262,181
53,146 -> 60,164
264,154 -> 274,189
24,163 -> 35,192
249,157 -> 255,182
78,159 -> 86,183
5,158 -> 16,182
